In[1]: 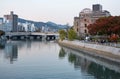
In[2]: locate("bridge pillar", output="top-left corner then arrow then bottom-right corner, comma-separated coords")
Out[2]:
46,36 -> 50,41
36,36 -> 42,40
29,36 -> 34,40
42,35 -> 46,41
12,36 -> 18,40
20,36 -> 25,40
51,36 -> 55,40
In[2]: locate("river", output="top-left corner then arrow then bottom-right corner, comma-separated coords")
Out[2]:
0,40 -> 120,79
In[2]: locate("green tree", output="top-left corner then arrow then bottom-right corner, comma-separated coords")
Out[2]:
68,29 -> 77,41
59,29 -> 67,41
0,30 -> 5,36
59,48 -> 66,59
68,53 -> 76,63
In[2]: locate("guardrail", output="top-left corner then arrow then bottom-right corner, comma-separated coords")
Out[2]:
82,40 -> 120,48
5,32 -> 59,36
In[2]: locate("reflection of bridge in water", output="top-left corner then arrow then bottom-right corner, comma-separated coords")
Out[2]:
5,32 -> 59,41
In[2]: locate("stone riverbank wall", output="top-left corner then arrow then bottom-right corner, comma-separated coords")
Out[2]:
58,40 -> 120,63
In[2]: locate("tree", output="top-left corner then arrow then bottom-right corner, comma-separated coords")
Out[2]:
109,34 -> 119,43
59,29 -> 67,41
87,16 -> 120,36
68,28 -> 77,41
0,30 -> 5,36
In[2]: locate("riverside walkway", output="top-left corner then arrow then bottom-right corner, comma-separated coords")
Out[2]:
84,41 -> 120,48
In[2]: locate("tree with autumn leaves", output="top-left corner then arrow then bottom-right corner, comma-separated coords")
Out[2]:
87,16 -> 120,42
87,16 -> 120,36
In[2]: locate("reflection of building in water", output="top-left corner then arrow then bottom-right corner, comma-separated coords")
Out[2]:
26,41 -> 32,49
4,43 -> 18,64
62,47 -> 120,79
73,55 -> 91,72
68,53 -> 91,72
0,41 -> 6,49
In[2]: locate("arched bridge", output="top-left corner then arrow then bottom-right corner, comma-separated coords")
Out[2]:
5,32 -> 59,41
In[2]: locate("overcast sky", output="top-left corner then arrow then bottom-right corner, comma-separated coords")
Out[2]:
0,0 -> 120,25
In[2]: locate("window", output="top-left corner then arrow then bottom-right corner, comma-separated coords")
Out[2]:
84,29 -> 87,33
77,28 -> 78,32
85,24 -> 87,27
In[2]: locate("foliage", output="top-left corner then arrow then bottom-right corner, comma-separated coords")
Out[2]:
59,48 -> 66,59
87,16 -> 120,36
68,53 -> 76,63
0,30 -> 5,36
59,29 -> 67,41
109,34 -> 119,42
68,28 -> 77,41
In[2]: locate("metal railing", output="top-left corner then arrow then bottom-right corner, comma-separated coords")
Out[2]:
82,40 -> 120,48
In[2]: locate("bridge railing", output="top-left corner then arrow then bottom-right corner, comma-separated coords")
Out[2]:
5,32 -> 59,36
5,32 -> 31,36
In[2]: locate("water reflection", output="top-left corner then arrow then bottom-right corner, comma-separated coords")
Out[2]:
4,42 -> 18,64
0,41 -> 6,49
0,41 -> 18,64
59,47 -> 120,79
59,48 -> 66,59
0,40 -> 54,64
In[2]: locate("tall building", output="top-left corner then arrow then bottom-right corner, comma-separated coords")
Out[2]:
4,11 -> 18,32
0,18 -> 3,24
73,4 -> 111,37
92,4 -> 102,12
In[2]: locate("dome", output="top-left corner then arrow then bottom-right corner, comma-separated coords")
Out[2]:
80,8 -> 92,14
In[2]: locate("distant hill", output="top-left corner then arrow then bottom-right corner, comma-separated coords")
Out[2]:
18,18 -> 70,29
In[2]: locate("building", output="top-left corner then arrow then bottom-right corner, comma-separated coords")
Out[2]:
92,4 -> 102,12
4,11 -> 18,32
0,18 -> 3,24
74,4 -> 111,37
17,23 -> 25,32
0,23 -> 12,32
20,22 -> 36,32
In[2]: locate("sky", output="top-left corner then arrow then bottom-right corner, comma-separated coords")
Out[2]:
0,0 -> 120,25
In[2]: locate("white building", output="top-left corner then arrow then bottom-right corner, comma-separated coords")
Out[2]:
20,22 -> 36,32
17,23 -> 25,32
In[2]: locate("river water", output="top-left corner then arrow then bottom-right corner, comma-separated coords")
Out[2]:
0,40 -> 120,79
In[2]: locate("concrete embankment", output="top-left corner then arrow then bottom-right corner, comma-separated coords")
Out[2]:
58,40 -> 120,63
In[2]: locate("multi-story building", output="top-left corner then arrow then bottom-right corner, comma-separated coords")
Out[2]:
17,23 -> 25,32
0,18 -> 3,24
4,11 -> 18,32
0,23 -> 12,32
74,4 -> 111,37
21,22 -> 36,32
